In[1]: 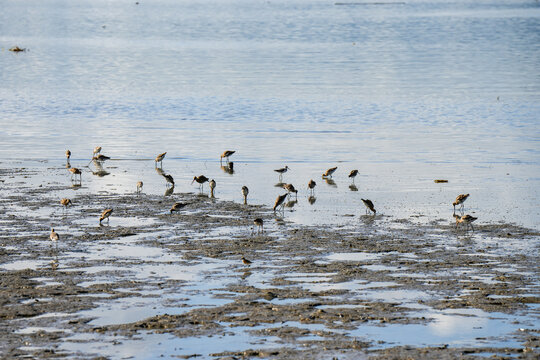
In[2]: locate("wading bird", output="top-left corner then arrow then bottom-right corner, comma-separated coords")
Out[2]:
60,198 -> 72,211
361,199 -> 376,215
242,256 -> 252,265
170,202 -> 187,214
273,193 -> 288,213
454,213 -> 478,232
322,167 -> 337,178
220,150 -> 235,164
453,194 -> 470,213
274,166 -> 289,181
308,179 -> 316,194
192,175 -> 209,191
136,181 -> 143,194
209,179 -> 216,197
99,209 -> 113,224
282,183 -> 298,199
69,167 -> 82,183
241,186 -> 249,204
155,152 -> 166,167
349,169 -> 358,183
50,228 -> 59,242
65,150 -> 71,161
253,218 -> 264,234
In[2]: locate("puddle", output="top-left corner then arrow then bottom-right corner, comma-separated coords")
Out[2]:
325,252 -> 381,262
349,308 -> 536,349
60,327 -> 285,359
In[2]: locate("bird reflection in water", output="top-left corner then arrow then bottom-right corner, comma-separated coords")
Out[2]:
221,161 -> 234,175
308,196 -> 317,205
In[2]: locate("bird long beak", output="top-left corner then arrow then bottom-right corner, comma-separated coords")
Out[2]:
191,179 -> 195,184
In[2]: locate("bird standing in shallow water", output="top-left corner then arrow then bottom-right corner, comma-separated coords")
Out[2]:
60,198 -> 72,212
93,146 -> 102,157
453,194 -> 470,213
308,179 -> 316,194
241,186 -> 249,204
454,213 -> 477,232
273,193 -> 288,213
220,150 -> 235,164
274,166 -> 289,181
136,181 -> 143,194
163,174 -> 174,187
155,152 -> 166,167
209,179 -> 216,197
322,167 -> 337,178
242,256 -> 252,265
50,228 -> 59,242
192,175 -> 209,191
282,183 -> 298,199
65,150 -> 71,161
69,167 -> 82,183
99,209 -> 113,224
361,199 -> 376,215
349,169 -> 358,183
253,218 -> 264,234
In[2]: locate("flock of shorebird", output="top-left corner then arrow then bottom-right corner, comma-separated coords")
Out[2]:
50,147 -> 478,245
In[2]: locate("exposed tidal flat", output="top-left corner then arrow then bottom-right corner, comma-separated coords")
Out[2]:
0,163 -> 538,359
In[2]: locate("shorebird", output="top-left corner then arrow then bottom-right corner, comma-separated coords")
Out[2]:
454,214 -> 478,232
155,152 -> 166,167
282,183 -> 298,199
361,199 -> 376,215
209,179 -> 216,197
274,166 -> 289,181
136,181 -> 143,194
322,167 -> 337,178
170,202 -> 187,214
273,193 -> 288,213
99,209 -> 113,224
220,150 -> 235,164
453,194 -> 470,212
253,218 -> 264,234
163,174 -> 174,187
349,169 -> 359,183
308,179 -> 316,194
241,186 -> 249,204
69,167 -> 82,182
50,228 -> 59,242
242,256 -> 252,265
65,150 -> 71,160
60,198 -> 72,211
192,175 -> 209,191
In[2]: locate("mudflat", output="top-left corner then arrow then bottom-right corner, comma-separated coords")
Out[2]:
0,166 -> 538,359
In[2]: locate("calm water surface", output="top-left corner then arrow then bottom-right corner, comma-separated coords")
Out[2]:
1,0 -> 539,228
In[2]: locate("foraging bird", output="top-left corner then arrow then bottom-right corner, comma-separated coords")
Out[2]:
253,218 -> 264,234
361,199 -> 376,215
322,167 -> 337,178
69,167 -> 82,182
209,179 -> 216,197
349,169 -> 359,182
453,194 -> 470,212
241,186 -> 249,204
65,150 -> 71,160
163,174 -> 174,187
274,166 -> 289,181
220,150 -> 235,163
273,193 -> 288,212
155,152 -> 166,167
308,179 -> 316,194
242,256 -> 252,265
60,198 -> 72,210
50,228 -> 59,242
136,181 -> 143,194
99,209 -> 113,224
170,202 -> 187,214
93,146 -> 102,156
192,175 -> 209,190
454,214 -> 478,232
282,183 -> 298,198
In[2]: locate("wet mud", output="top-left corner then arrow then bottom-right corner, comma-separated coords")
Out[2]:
0,167 -> 539,359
